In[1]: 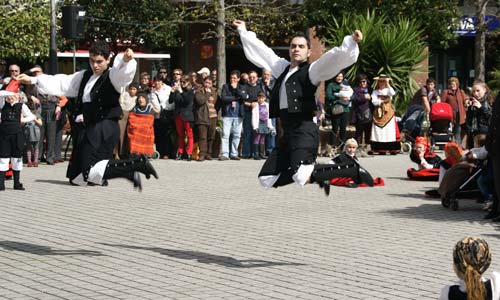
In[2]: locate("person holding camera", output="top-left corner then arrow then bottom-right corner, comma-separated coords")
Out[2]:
465,80 -> 493,149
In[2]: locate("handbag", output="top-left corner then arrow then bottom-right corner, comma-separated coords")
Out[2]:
331,103 -> 344,115
356,107 -> 372,124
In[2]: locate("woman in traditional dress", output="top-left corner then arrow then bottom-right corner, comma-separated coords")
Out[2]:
370,74 -> 400,154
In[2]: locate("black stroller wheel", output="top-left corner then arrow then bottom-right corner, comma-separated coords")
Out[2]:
442,197 -> 450,208
449,192 -> 459,211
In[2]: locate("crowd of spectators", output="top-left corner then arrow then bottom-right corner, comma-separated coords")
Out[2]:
0,60 -> 280,164
1,57 -> 497,168
1,59 -> 498,211
113,66 -> 277,162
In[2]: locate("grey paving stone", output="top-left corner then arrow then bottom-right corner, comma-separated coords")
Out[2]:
0,154 -> 497,299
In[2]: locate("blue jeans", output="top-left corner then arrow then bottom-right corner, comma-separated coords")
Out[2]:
242,112 -> 253,157
265,118 -> 276,154
221,117 -> 242,158
477,160 -> 494,201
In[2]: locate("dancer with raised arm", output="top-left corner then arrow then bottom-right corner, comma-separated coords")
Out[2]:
17,41 -> 158,191
233,20 -> 373,196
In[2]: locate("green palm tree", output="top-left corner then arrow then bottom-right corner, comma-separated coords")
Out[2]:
487,69 -> 500,96
322,11 -> 427,114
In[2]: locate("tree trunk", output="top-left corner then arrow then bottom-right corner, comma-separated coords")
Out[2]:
216,0 -> 226,94
474,0 -> 488,81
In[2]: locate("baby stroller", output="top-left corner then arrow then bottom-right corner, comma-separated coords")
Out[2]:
399,105 -> 425,153
429,102 -> 453,149
440,163 -> 483,211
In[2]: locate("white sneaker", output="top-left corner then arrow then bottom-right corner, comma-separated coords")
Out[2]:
483,201 -> 493,211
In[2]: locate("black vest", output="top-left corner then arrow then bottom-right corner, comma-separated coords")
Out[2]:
76,69 -> 122,126
269,62 -> 317,119
448,280 -> 492,300
0,102 -> 22,134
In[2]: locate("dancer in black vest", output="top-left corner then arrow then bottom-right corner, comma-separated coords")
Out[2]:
233,20 -> 373,195
17,42 -> 158,190
0,91 -> 36,190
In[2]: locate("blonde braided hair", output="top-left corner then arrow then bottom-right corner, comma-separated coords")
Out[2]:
453,237 -> 491,300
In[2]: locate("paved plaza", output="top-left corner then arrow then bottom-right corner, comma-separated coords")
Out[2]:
1,153 -> 499,299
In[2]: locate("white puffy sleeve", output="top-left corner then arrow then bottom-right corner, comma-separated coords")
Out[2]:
238,27 -> 290,79
309,35 -> 359,86
371,90 -> 382,106
31,71 -> 86,98
110,53 -> 137,93
387,86 -> 396,98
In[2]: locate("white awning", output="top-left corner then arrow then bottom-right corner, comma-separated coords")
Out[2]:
57,52 -> 170,59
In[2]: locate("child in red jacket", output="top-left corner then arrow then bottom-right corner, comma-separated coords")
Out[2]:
407,136 -> 442,180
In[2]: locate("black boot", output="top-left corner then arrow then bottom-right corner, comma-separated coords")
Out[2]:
259,144 -> 267,159
0,171 -> 5,191
129,155 -> 158,179
105,155 -> 158,179
311,163 -> 374,196
317,179 -> 330,196
13,171 -> 25,190
103,164 -> 142,191
103,155 -> 158,187
253,145 -> 261,160
311,163 -> 357,196
311,163 -> 359,182
357,166 -> 374,187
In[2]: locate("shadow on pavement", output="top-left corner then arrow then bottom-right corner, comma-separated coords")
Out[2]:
483,233 -> 500,239
381,203 -> 485,223
35,179 -> 71,186
385,176 -> 412,180
0,241 -> 104,256
101,243 -> 305,268
386,193 -> 431,199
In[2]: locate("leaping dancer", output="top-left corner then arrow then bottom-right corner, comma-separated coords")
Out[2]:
17,41 -> 158,190
233,20 -> 373,195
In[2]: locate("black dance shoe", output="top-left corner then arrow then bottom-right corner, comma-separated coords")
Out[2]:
318,180 -> 330,196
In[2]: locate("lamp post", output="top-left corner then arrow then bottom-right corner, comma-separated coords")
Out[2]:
49,0 -> 58,75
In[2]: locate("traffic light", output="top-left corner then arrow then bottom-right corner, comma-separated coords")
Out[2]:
61,5 -> 85,40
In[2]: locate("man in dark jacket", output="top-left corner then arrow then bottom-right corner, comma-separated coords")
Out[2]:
29,66 -> 60,165
233,19 -> 373,195
485,93 -> 500,221
242,70 -> 261,158
220,70 -> 249,160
